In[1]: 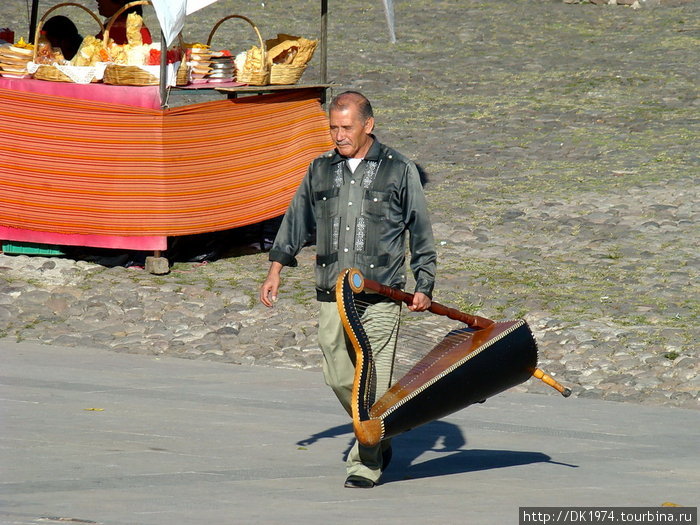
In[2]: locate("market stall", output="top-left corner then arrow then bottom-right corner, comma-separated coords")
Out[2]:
0,1 -> 340,267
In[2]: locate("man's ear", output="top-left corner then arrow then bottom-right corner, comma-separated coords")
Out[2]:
364,116 -> 375,134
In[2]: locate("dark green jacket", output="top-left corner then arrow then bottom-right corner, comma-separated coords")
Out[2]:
269,138 -> 437,301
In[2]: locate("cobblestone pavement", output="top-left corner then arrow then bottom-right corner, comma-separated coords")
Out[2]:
1,0 -> 698,409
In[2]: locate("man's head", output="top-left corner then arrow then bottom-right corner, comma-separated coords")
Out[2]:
43,15 -> 83,61
96,0 -> 143,18
328,91 -> 375,159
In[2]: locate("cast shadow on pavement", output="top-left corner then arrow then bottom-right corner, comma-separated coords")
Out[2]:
296,420 -> 577,483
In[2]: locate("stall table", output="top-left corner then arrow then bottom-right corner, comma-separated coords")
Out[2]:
0,78 -> 333,259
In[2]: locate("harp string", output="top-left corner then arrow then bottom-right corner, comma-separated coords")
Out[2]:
352,298 -> 479,384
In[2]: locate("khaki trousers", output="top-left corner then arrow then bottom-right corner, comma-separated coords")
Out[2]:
318,300 -> 400,481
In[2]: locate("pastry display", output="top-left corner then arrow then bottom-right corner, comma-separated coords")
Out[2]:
4,8 -> 316,86
106,14 -> 180,68
265,34 -> 318,85
266,34 -> 318,68
183,42 -> 212,83
34,31 -> 53,64
0,38 -> 33,78
125,12 -> 143,47
71,36 -> 105,66
237,45 -> 264,81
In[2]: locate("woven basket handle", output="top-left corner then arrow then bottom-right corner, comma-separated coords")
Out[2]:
33,2 -> 104,62
103,0 -> 151,48
206,14 -> 267,71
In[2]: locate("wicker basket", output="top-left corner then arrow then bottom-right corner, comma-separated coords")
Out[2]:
33,65 -> 72,82
176,61 -> 189,86
174,34 -> 192,86
32,2 -> 104,83
103,64 -> 158,85
206,15 -> 269,86
102,1 -> 156,86
103,0 -> 186,86
269,65 -> 306,85
265,34 -> 317,85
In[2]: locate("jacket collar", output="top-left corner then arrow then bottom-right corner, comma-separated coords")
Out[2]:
329,135 -> 382,164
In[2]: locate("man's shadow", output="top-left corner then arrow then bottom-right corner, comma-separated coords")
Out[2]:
297,420 -> 577,484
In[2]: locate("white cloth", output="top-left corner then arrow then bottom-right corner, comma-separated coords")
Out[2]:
151,0 -> 219,47
150,0 -> 185,47
27,61 -> 108,84
382,0 -> 396,43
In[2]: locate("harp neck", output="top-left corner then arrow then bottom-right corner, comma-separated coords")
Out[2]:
362,277 -> 495,330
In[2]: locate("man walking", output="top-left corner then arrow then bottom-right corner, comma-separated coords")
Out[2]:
260,91 -> 437,488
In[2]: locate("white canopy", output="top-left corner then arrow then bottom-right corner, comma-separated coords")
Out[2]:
150,0 -> 218,47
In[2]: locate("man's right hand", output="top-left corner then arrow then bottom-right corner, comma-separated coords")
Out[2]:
260,262 -> 283,307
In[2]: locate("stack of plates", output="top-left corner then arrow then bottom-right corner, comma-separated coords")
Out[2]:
185,47 -> 212,83
206,52 -> 235,83
0,44 -> 33,78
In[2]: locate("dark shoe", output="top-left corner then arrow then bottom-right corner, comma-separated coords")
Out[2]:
344,475 -> 376,488
381,446 -> 393,471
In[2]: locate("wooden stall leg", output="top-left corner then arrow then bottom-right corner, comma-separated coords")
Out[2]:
259,222 -> 268,252
145,249 -> 170,275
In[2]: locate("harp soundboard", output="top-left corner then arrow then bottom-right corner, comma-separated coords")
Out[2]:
336,268 -> 571,447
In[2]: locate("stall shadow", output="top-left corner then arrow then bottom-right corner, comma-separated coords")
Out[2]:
296,420 -> 576,484
63,215 -> 289,268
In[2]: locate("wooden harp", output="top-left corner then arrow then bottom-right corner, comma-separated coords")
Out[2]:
336,268 -> 571,448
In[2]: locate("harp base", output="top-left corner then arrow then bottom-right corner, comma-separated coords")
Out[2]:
354,418 -> 384,448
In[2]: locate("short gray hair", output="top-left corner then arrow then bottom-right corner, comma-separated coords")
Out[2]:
329,91 -> 374,122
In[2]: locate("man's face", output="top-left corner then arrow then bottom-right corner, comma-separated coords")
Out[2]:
329,106 -> 374,159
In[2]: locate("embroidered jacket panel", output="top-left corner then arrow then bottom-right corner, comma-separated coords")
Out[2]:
269,138 -> 437,301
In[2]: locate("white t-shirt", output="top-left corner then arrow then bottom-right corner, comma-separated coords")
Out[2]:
347,158 -> 363,173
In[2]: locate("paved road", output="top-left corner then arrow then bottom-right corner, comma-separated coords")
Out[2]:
1,341 -> 698,525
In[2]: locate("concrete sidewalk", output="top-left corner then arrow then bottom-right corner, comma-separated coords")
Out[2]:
1,341 -> 698,525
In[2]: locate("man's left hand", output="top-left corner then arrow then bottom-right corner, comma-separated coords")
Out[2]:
408,292 -> 431,312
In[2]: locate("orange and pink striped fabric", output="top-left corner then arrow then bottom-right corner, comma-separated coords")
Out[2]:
0,87 -> 333,237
